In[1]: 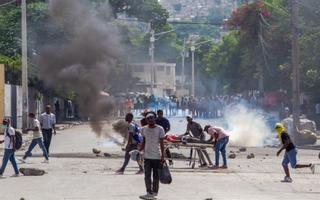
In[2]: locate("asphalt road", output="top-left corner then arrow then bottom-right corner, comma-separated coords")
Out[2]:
0,121 -> 319,200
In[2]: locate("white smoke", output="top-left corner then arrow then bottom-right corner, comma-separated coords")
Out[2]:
223,104 -> 277,147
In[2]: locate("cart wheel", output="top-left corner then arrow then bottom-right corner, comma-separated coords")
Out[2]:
191,163 -> 195,169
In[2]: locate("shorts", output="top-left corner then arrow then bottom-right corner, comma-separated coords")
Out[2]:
282,148 -> 297,168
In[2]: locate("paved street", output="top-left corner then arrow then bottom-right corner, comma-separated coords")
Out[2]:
0,119 -> 319,200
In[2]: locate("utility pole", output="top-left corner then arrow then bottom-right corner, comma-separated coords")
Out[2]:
148,29 -> 174,95
150,30 -> 155,95
181,38 -> 186,86
21,0 -> 28,129
191,40 -> 195,97
258,20 -> 264,93
291,0 -> 300,140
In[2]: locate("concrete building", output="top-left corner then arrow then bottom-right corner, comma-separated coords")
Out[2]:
131,63 -> 176,96
159,0 -> 244,20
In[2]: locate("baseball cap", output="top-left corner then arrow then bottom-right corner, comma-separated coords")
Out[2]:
2,119 -> 10,124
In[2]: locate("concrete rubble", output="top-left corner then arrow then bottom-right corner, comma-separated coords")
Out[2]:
92,148 -> 101,154
247,153 -> 255,159
282,116 -> 318,145
19,168 -> 46,176
104,153 -> 112,157
229,153 -> 236,159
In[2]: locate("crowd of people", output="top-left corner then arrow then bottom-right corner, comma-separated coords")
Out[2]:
114,108 -> 316,199
0,101 -> 316,200
115,91 -> 264,119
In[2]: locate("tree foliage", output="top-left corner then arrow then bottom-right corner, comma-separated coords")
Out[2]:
109,0 -> 169,30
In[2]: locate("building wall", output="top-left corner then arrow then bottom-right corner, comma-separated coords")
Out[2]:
0,64 -> 4,122
131,63 -> 176,96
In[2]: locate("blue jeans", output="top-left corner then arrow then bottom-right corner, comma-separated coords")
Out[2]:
42,129 -> 53,154
215,136 -> 229,166
23,138 -> 49,160
0,149 -> 19,175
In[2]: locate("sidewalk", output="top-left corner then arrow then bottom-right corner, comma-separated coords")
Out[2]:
0,121 -> 83,152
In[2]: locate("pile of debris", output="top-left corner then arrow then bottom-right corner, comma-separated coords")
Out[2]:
282,116 -> 317,145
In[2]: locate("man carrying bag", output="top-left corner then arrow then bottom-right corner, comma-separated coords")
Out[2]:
139,112 -> 165,200
160,161 -> 172,184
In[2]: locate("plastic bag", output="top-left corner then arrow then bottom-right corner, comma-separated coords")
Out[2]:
160,162 -> 172,184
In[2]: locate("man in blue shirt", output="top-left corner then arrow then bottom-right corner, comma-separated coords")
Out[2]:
155,109 -> 173,165
155,110 -> 170,133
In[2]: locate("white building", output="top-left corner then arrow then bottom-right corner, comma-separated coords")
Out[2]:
131,63 -> 176,96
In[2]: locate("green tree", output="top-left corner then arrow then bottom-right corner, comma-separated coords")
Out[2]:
109,0 -> 169,30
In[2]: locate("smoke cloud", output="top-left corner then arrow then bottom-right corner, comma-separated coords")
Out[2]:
223,104 -> 276,147
37,0 -> 123,135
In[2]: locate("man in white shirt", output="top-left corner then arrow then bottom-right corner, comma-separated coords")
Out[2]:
139,112 -> 165,200
40,105 -> 56,155
0,119 -> 19,177
20,113 -> 49,163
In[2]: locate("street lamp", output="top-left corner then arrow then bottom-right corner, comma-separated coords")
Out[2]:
190,38 -> 217,97
190,42 -> 195,97
180,38 -> 189,87
149,30 -> 155,95
149,29 -> 175,95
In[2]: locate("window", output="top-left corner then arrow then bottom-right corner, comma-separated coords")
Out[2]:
133,65 -> 144,72
166,66 -> 171,75
158,65 -> 165,71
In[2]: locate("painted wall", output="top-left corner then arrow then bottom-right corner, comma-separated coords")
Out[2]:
0,64 -> 4,121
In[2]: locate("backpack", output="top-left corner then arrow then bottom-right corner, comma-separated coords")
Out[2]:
132,123 -> 143,143
6,128 -> 23,150
14,129 -> 23,150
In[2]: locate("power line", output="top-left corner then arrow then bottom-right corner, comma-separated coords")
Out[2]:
168,21 -> 225,26
115,17 -> 225,26
0,0 -> 16,7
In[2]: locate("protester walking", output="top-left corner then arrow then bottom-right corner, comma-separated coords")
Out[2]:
275,123 -> 315,182
139,112 -> 165,200
155,109 -> 173,165
116,113 -> 143,175
40,105 -> 56,155
204,125 -> 229,169
20,113 -> 49,164
0,119 -> 19,177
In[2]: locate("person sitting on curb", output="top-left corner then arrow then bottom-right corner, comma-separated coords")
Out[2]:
275,123 -> 315,183
20,113 -> 49,164
0,119 -> 20,177
204,125 -> 229,169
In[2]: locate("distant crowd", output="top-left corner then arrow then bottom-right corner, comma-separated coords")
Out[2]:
115,91 -> 263,118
